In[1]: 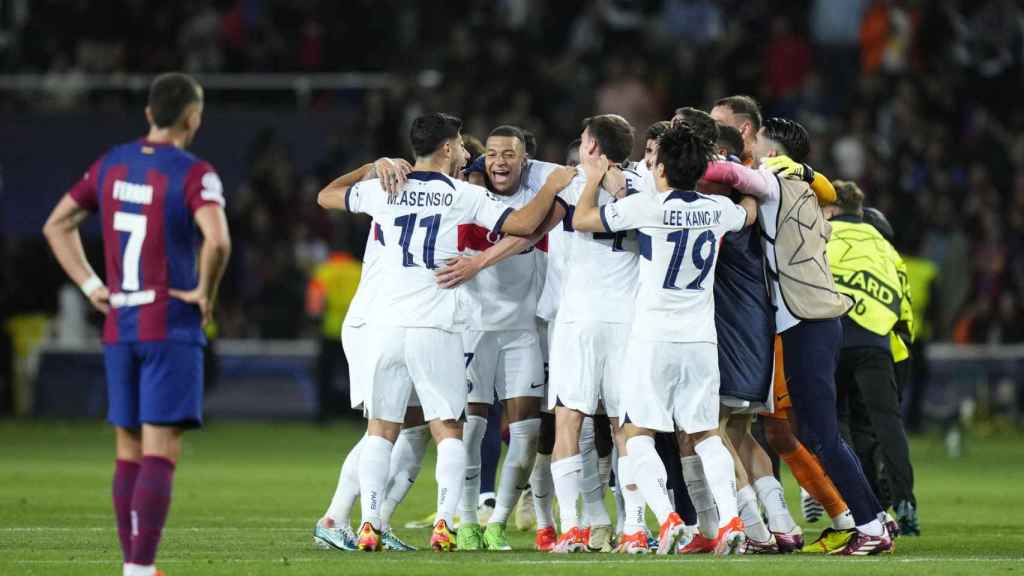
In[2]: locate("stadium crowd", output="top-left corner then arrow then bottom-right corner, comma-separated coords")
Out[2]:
3,0 -> 1024,344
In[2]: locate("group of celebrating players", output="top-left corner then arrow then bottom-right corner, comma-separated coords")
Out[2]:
43,72 -> 915,576
312,91 -> 913,557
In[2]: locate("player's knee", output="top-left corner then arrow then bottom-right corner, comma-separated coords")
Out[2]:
764,418 -> 798,453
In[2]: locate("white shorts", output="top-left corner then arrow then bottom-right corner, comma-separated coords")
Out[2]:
341,324 -> 368,410
362,325 -> 463,423
619,340 -> 720,434
549,321 -> 629,416
463,329 -> 545,404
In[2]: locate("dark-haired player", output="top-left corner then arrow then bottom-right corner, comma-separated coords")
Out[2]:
574,123 -> 758,555
43,72 -> 231,576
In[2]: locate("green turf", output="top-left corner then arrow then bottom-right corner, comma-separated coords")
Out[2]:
1,421 -> 1022,575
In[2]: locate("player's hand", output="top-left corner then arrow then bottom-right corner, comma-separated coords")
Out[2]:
761,155 -> 815,183
86,286 -> 110,315
374,157 -> 413,195
435,256 -> 483,289
602,165 -> 627,198
581,154 -> 610,183
546,165 -> 578,191
169,288 -> 213,327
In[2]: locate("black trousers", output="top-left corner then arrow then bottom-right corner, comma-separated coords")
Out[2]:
836,346 -> 916,509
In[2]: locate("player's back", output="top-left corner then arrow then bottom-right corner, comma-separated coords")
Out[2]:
80,139 -> 224,344
557,169 -> 643,324
629,190 -> 746,343
345,171 -> 511,331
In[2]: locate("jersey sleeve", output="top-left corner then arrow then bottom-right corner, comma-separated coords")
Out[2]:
67,157 -> 104,211
600,193 -> 650,233
465,185 -> 513,232
717,196 -> 748,233
524,160 -> 561,192
556,174 -> 585,208
184,161 -> 226,214
346,180 -> 385,217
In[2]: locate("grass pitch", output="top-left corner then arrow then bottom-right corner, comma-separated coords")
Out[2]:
1,420 -> 1023,575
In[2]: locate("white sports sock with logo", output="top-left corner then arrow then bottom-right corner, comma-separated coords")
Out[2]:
531,453 -> 555,530
625,435 -> 674,525
754,475 -> 797,533
381,425 -> 429,530
681,454 -> 718,539
358,435 -> 393,530
694,436 -> 739,528
618,455 -> 646,534
738,485 -> 772,542
490,418 -> 541,525
579,418 -> 611,527
435,438 -> 466,528
833,509 -> 855,530
325,435 -> 364,527
460,414 -> 487,526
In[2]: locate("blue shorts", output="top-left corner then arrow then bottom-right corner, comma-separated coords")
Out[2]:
104,341 -> 204,429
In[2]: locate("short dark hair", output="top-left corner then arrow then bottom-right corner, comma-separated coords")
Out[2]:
833,180 -> 866,217
522,129 -> 537,157
148,72 -> 202,128
410,113 -> 462,158
673,107 -> 719,148
487,125 -> 527,151
656,123 -> 714,191
645,120 -> 671,142
716,123 -> 744,158
762,117 -> 810,162
714,95 -> 763,131
463,134 -> 485,163
581,114 -> 634,163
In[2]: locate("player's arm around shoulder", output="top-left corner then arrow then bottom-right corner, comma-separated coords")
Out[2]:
497,164 -> 576,236
316,158 -> 412,211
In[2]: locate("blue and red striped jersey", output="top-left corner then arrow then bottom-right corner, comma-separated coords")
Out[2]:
68,139 -> 225,344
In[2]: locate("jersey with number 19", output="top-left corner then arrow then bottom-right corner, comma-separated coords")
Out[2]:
345,171 -> 511,423
67,139 -> 226,429
601,189 -> 747,433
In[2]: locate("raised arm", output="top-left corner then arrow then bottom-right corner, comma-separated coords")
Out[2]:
169,204 -> 231,327
738,195 -> 758,227
43,195 -> 108,313
317,158 -> 413,210
496,166 -> 576,236
701,161 -> 777,201
571,155 -> 611,233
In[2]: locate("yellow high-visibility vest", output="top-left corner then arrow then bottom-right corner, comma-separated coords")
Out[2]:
827,217 -> 903,338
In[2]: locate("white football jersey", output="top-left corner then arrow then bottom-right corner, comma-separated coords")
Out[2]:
554,168 -> 646,324
346,172 -> 511,330
602,189 -> 747,343
461,159 -> 559,331
342,221 -> 385,328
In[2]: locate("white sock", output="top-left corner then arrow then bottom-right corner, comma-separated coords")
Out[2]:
435,437 -> 466,528
124,564 -> 156,576
531,453 -> 555,530
358,435 -> 393,530
491,418 -> 540,525
324,435 -> 364,527
598,454 -> 612,492
738,485 -> 771,542
754,475 -> 796,533
857,518 -> 884,537
551,454 -> 583,532
618,455 -> 646,534
833,509 -> 855,530
381,424 -> 429,530
612,447 -> 626,534
625,435 -> 674,525
579,419 -> 611,527
460,414 -> 487,526
681,455 -> 718,539
694,436 -> 739,528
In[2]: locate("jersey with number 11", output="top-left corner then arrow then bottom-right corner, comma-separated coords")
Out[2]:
345,171 -> 512,331
601,189 -> 747,344
68,139 -> 225,345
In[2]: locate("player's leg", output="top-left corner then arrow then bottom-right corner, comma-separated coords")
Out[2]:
484,330 -> 543,550
718,412 -> 775,552
105,343 -> 142,567
781,320 -> 890,555
730,415 -> 801,551
620,340 -> 684,555
578,416 -> 613,551
378,406 -> 429,550
406,327 -> 468,552
478,401 -> 503,520
531,411 -> 557,549
550,406 -> 585,549
459,330 -> 494,549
